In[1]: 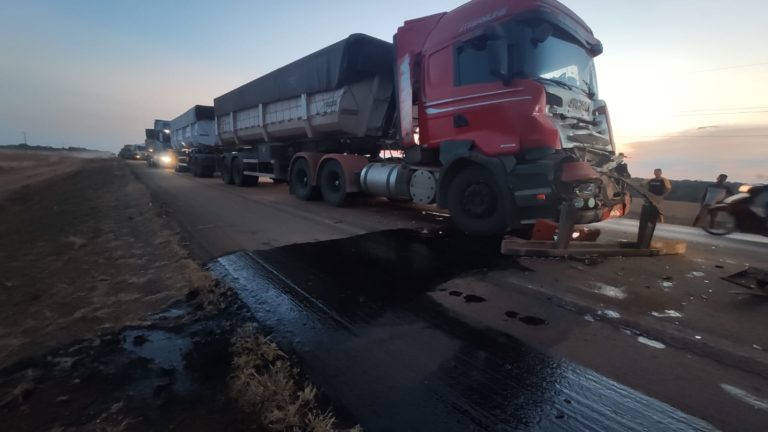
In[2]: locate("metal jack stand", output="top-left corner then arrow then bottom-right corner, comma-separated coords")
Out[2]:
501,199 -> 686,257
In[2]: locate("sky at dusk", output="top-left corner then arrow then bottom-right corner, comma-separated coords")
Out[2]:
1,0 -> 766,182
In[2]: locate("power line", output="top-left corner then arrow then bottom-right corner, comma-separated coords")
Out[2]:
677,106 -> 768,113
675,110 -> 768,117
621,135 -> 768,139
692,61 -> 768,73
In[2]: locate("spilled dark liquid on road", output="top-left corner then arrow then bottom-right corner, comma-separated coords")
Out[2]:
209,229 -> 717,432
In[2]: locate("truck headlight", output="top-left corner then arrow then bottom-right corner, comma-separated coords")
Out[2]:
160,155 -> 173,164
575,182 -> 599,198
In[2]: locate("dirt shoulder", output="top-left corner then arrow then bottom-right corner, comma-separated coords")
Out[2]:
0,159 -> 360,431
0,149 -> 111,201
625,199 -> 700,225
0,158 -> 210,368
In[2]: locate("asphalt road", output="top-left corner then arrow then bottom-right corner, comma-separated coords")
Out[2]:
130,162 -> 768,431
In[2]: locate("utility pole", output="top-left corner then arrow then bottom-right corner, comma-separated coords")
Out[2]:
22,131 -> 27,145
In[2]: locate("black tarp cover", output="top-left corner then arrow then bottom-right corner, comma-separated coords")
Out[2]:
214,34 -> 394,116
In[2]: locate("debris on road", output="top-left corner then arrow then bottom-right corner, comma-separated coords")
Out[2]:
651,310 -> 684,318
599,309 -> 622,319
637,336 -> 666,349
501,200 -> 686,258
590,282 -> 628,299
660,280 -> 675,289
723,267 -> 768,293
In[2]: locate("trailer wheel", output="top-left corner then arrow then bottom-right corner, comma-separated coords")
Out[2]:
319,160 -> 348,207
447,164 -> 507,236
290,158 -> 319,200
232,158 -> 257,187
199,165 -> 215,178
221,158 -> 233,184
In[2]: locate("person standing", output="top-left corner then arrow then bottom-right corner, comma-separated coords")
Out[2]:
692,174 -> 733,226
642,168 -> 672,222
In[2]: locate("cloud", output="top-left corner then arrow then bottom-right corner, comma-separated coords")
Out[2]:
621,124 -> 767,183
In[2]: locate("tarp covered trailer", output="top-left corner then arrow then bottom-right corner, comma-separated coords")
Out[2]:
170,105 -> 216,149
213,34 -> 396,159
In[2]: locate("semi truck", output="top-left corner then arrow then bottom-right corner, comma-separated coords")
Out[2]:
169,105 -> 217,174
145,120 -> 172,168
197,0 -> 631,235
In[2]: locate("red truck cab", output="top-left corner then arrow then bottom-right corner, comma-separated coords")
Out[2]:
395,0 -> 628,234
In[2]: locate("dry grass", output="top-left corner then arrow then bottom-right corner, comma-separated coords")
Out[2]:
229,326 -> 362,432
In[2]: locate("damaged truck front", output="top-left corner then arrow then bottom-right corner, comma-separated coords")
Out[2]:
396,0 -> 630,234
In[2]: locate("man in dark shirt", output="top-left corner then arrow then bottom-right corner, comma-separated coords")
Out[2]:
645,168 -> 672,198
642,168 -> 672,222
693,174 -> 733,226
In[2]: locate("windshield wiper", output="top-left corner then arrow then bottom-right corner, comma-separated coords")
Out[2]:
535,77 -> 595,99
534,77 -> 574,91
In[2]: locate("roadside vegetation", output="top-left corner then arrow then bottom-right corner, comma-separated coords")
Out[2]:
230,326 -> 361,432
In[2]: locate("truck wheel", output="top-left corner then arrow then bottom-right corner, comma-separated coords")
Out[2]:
290,158 -> 319,200
319,160 -> 348,206
221,158 -> 233,184
191,158 -> 200,177
447,165 -> 507,236
232,158 -> 257,187
200,165 -> 214,178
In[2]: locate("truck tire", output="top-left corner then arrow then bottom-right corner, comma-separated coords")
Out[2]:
290,158 -> 319,200
447,164 -> 507,236
200,166 -> 214,178
319,160 -> 348,207
232,158 -> 257,187
191,158 -> 200,177
221,158 -> 233,184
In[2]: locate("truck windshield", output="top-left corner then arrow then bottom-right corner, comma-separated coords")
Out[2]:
526,33 -> 597,97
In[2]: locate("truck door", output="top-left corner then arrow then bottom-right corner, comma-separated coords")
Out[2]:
423,32 -> 528,157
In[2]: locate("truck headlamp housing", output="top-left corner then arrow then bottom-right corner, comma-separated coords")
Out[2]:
575,182 -> 599,198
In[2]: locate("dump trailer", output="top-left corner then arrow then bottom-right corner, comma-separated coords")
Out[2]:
145,120 -> 172,167
169,105 -> 217,174
210,0 -> 630,235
